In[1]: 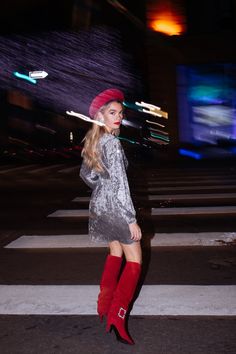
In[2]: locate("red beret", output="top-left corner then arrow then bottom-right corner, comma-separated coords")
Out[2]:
89,88 -> 124,118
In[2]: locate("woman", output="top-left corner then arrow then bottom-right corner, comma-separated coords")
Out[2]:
79,88 -> 142,345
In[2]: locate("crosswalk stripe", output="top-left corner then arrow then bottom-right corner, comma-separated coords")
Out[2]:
152,206 -> 236,215
4,235 -> 107,248
148,193 -> 236,201
72,197 -> 90,202
4,232 -> 236,249
139,169 -> 236,176
0,285 -> 235,315
72,193 -> 236,203
47,209 -> 89,217
145,173 -> 236,180
47,206 -> 236,218
146,179 -> 236,186
147,185 -> 236,192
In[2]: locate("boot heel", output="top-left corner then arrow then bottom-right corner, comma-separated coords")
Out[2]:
110,324 -> 134,345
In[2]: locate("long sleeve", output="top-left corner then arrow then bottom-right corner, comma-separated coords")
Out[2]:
79,160 -> 100,190
102,137 -> 136,224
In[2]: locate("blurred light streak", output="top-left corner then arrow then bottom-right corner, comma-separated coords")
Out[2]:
121,119 -> 142,129
150,132 -> 169,142
179,149 -> 202,160
13,72 -> 37,84
148,127 -> 169,135
142,108 -> 163,117
147,137 -> 169,145
118,136 -> 138,144
9,137 -> 30,145
146,120 -> 165,128
189,85 -> 225,104
135,101 -> 161,110
66,111 -> 105,126
35,124 -> 56,134
135,101 -> 168,118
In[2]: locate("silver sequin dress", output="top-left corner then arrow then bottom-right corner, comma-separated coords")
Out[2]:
79,133 -> 137,244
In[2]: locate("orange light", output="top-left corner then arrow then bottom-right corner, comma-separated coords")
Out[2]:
151,18 -> 184,36
148,1 -> 186,36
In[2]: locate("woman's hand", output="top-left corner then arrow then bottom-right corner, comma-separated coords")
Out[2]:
129,222 -> 142,242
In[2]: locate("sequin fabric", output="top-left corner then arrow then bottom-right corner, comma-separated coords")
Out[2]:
79,133 -> 136,244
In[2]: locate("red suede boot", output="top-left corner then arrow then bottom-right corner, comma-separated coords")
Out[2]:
106,261 -> 141,345
97,255 -> 122,322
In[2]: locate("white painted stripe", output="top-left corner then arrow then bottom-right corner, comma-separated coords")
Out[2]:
72,197 -> 90,202
138,177 -> 236,184
151,232 -> 236,246
146,173 -> 236,180
48,206 -> 236,218
148,193 -> 236,201
29,164 -> 65,174
0,164 -> 38,174
5,235 -> 107,248
47,209 -> 89,218
0,285 -> 235,315
148,185 -> 236,192
5,232 -> 236,249
74,193 -> 236,203
142,170 -> 235,176
147,179 -> 236,186
152,206 -> 236,216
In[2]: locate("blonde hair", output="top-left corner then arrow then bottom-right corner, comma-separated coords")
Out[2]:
81,100 -> 122,172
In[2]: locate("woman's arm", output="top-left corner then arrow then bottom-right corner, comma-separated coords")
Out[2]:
103,137 -> 136,224
79,160 -> 100,190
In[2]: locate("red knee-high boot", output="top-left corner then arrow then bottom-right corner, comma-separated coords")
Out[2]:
97,255 -> 122,322
106,261 -> 141,345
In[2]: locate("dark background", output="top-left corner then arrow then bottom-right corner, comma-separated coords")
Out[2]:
0,0 -> 236,162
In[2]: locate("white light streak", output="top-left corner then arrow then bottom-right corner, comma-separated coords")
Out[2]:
135,101 -> 161,110
66,111 -> 105,126
146,120 -> 165,128
142,108 -> 163,117
135,101 -> 168,119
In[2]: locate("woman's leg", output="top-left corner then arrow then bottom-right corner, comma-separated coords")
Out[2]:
97,241 -> 123,321
109,240 -> 123,257
106,241 -> 142,345
121,241 -> 142,264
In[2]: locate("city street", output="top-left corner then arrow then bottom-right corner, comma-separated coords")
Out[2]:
1,0 -> 236,353
0,160 -> 236,353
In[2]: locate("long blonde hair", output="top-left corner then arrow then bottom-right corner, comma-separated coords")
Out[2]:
81,100 -> 121,172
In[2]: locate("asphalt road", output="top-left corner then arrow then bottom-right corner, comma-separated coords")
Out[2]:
0,161 -> 236,354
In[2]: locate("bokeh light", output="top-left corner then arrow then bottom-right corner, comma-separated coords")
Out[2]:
147,0 -> 186,36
